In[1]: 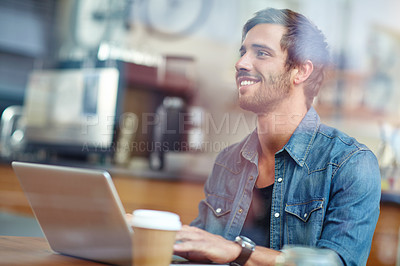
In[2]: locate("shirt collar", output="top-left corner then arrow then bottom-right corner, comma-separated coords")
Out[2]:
239,107 -> 320,167
283,107 -> 320,167
240,128 -> 259,163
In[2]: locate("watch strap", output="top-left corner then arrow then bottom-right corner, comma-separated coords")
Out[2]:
229,246 -> 252,266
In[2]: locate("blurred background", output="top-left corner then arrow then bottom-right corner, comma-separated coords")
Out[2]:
0,1 -> 399,265
1,0 -> 400,187
1,0 -> 400,188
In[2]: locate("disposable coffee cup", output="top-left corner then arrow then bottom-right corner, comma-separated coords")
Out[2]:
131,209 -> 181,266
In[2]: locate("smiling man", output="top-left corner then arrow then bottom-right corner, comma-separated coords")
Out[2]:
173,8 -> 380,266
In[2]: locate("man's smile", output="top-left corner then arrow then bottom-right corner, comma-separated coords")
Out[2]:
240,80 -> 257,86
236,72 -> 261,92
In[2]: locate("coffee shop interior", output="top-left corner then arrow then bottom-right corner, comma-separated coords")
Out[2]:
0,0 -> 399,265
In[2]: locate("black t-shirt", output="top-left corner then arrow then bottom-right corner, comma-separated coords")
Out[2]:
240,184 -> 273,247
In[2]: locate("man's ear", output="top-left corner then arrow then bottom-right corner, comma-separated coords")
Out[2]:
293,60 -> 314,85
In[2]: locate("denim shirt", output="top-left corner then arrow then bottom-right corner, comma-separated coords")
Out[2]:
191,107 -> 381,266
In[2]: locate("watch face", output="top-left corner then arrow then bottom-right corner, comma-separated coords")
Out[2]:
236,236 -> 256,250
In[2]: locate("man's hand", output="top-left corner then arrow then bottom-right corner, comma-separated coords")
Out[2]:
173,225 -> 241,264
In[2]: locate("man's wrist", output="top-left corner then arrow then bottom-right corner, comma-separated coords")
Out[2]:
230,240 -> 242,262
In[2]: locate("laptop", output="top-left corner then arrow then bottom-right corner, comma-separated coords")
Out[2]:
12,161 -> 133,265
12,161 -> 226,266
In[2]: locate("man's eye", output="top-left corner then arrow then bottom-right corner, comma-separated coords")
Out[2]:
257,50 -> 269,57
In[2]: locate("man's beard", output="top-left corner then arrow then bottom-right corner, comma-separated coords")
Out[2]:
239,71 -> 291,114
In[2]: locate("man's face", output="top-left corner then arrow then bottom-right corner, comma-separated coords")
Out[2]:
235,23 -> 292,114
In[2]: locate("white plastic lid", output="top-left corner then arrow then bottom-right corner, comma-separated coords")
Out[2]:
131,209 -> 182,231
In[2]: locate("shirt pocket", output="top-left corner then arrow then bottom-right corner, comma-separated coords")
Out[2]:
204,193 -> 232,217
195,194 -> 233,235
284,199 -> 324,245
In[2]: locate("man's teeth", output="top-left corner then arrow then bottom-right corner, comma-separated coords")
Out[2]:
240,80 -> 256,86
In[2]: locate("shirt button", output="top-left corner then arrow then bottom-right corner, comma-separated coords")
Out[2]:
249,176 -> 254,181
238,208 -> 243,214
277,177 -> 283,183
215,208 -> 222,214
274,212 -> 280,218
304,213 -> 308,218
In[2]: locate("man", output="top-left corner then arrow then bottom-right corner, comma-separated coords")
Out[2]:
173,8 -> 381,266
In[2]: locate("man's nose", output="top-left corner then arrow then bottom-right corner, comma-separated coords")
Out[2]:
235,54 -> 251,72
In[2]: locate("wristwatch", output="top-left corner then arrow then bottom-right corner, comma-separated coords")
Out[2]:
229,236 -> 256,266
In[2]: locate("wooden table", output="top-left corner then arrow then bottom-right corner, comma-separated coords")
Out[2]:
0,236 -> 104,265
